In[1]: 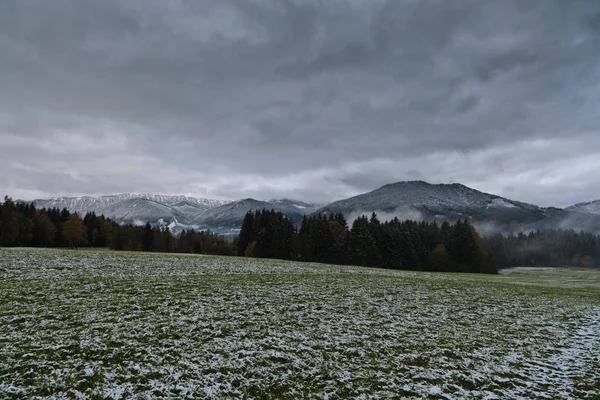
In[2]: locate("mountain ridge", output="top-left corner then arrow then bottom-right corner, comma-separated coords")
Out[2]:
22,182 -> 600,235
314,180 -> 600,235
26,193 -> 323,235
29,193 -> 230,229
565,200 -> 600,215
32,193 -> 230,211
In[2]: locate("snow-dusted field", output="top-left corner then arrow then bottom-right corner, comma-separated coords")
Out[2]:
1,248 -> 599,399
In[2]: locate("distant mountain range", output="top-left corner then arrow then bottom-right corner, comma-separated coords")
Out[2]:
31,194 -> 229,229
29,194 -> 322,236
25,181 -> 600,236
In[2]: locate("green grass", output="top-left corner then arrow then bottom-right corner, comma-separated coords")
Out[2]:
1,248 -> 599,399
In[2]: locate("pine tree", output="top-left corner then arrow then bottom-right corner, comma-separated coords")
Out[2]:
111,226 -> 124,250
328,217 -> 349,265
299,215 -> 335,263
163,228 -> 174,252
16,212 -> 34,246
33,214 -> 56,247
83,212 -> 102,246
0,196 -> 19,246
141,222 -> 154,252
238,212 -> 255,256
349,216 -> 381,267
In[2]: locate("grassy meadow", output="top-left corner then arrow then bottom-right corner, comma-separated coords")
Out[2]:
0,248 -> 599,399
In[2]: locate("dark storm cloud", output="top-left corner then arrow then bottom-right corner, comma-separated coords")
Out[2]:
1,0 -> 600,206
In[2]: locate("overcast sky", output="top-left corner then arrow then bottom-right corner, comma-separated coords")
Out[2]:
1,0 -> 599,207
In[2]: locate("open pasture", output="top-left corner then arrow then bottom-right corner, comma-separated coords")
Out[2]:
1,248 -> 599,399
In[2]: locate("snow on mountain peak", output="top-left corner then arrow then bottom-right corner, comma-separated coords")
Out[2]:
566,200 -> 600,215
30,193 -> 231,227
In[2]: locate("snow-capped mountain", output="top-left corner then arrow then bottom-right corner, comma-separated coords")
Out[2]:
316,181 -> 543,217
32,193 -> 227,215
29,194 -> 323,236
31,194 -> 230,227
315,181 -> 600,235
565,200 -> 600,215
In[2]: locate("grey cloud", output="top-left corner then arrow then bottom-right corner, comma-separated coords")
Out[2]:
1,0 -> 600,206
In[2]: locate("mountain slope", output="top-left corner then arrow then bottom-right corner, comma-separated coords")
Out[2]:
31,194 -> 230,227
316,181 -> 543,218
315,181 -> 600,234
32,193 -> 228,215
28,194 -> 322,235
566,200 -> 600,215
95,198 -> 185,226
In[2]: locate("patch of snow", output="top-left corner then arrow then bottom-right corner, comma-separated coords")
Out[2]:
488,198 -> 517,209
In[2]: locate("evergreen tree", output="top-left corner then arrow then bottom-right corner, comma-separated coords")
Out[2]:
16,212 -> 34,246
141,222 -> 154,252
111,226 -> 124,250
328,215 -> 349,265
349,216 -> 381,267
239,209 -> 294,260
94,216 -> 112,247
83,212 -> 99,245
163,228 -> 174,252
0,196 -> 19,246
237,212 -> 255,256
33,214 -> 56,247
299,215 -> 334,263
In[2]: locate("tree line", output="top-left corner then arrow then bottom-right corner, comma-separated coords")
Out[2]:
236,210 -> 497,273
236,209 -> 600,272
0,197 -> 232,254
486,229 -> 600,268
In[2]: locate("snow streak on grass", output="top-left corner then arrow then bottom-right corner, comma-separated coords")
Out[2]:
1,248 -> 599,399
